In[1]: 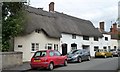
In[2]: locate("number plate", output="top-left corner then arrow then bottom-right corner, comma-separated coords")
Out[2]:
34,60 -> 41,62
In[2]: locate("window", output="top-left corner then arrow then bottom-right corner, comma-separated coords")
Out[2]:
94,37 -> 98,41
54,44 -> 58,51
71,43 -> 77,51
49,51 -> 54,56
45,43 -> 52,50
71,50 -> 79,54
36,43 -> 39,51
54,51 -> 61,56
94,46 -> 99,51
105,37 -> 108,41
33,51 -> 47,57
114,46 -> 117,50
48,43 -> 52,50
83,36 -> 89,40
35,29 -> 40,33
18,45 -> 22,48
72,34 -> 76,39
32,43 -> 35,51
103,46 -> 107,50
31,43 -> 39,51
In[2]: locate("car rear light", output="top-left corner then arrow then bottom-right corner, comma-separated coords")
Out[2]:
31,58 -> 34,62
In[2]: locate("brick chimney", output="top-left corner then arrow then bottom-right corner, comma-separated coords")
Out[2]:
99,22 -> 105,31
112,22 -> 118,34
49,2 -> 54,12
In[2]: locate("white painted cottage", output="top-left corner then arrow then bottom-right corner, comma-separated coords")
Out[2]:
111,34 -> 119,50
14,2 -> 105,61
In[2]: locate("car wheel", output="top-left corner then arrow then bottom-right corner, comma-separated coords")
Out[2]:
48,63 -> 54,71
64,60 -> 67,66
87,56 -> 91,61
78,57 -> 82,63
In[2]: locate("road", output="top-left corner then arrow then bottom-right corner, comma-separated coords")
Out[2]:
54,57 -> 119,70
2,57 -> 120,72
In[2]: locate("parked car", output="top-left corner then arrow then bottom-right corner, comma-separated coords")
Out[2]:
95,49 -> 113,58
30,50 -> 67,70
110,49 -> 120,57
67,49 -> 91,63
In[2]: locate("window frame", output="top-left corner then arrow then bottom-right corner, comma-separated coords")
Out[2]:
18,45 -> 22,48
31,43 -> 39,52
94,37 -> 99,41
94,46 -> 99,51
72,34 -> 76,39
54,44 -> 58,51
105,37 -> 108,41
83,36 -> 89,40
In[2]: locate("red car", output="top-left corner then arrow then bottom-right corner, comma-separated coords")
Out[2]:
30,50 -> 67,70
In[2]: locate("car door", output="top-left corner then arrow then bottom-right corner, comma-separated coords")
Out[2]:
54,50 -> 63,65
82,50 -> 88,60
49,51 -> 59,65
79,50 -> 85,60
83,50 -> 89,60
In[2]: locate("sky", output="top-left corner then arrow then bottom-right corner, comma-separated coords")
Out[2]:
29,0 -> 120,31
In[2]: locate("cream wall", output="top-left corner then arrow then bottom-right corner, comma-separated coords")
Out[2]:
14,31 -> 60,62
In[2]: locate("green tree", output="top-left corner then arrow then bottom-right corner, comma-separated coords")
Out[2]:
2,2 -> 26,52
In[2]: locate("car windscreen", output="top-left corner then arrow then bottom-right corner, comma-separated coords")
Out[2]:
71,50 -> 80,54
33,51 -> 47,57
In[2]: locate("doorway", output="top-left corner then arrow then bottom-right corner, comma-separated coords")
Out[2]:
62,44 -> 67,55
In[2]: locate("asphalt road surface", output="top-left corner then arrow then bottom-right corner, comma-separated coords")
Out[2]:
24,57 -> 119,72
2,57 -> 120,72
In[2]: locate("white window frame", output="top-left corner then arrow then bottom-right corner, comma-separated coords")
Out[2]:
54,44 -> 58,51
72,34 -> 76,39
45,43 -> 53,50
31,43 -> 39,52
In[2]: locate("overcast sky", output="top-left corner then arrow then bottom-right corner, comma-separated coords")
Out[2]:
29,0 -> 119,31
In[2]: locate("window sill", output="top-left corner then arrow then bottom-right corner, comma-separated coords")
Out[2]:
31,51 -> 36,53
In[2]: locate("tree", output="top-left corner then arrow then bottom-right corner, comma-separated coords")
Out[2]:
2,2 -> 26,52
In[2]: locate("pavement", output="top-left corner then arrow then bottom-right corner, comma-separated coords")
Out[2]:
2,62 -> 31,70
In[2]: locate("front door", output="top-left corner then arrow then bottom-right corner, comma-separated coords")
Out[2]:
62,44 -> 67,55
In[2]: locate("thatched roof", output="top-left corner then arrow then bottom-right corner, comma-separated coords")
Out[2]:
22,6 -> 103,38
